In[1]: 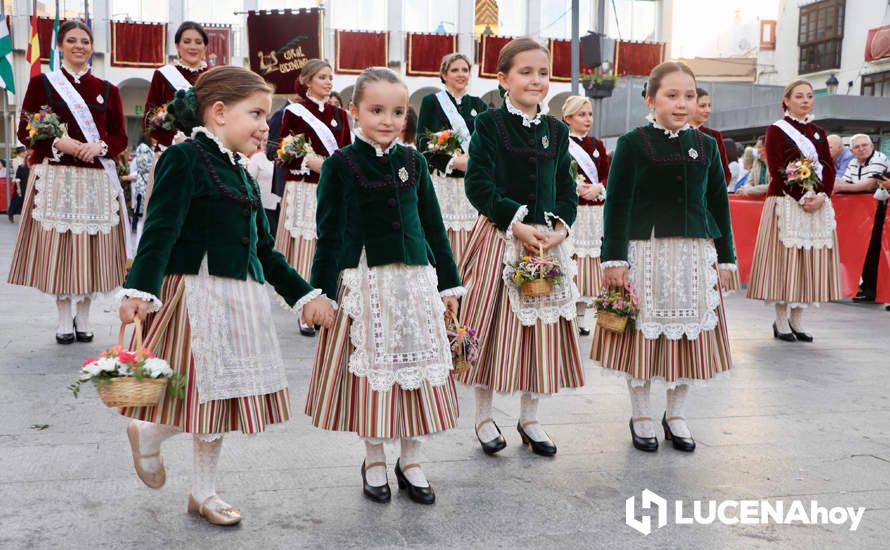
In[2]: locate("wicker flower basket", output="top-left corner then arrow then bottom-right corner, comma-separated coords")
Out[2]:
448,313 -> 477,376
97,318 -> 167,408
596,310 -> 629,333
519,244 -> 555,297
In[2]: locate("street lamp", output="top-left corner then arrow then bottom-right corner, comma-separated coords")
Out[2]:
825,73 -> 839,95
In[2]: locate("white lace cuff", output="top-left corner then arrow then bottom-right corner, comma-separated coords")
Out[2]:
505,205 -> 529,242
50,138 -> 64,161
116,288 -> 163,313
444,156 -> 456,176
439,286 -> 467,298
545,212 -> 573,238
601,260 -> 629,268
293,289 -> 323,314
97,140 -> 109,157
717,263 -> 738,271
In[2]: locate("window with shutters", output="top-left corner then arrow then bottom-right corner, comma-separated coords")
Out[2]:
798,0 -> 845,74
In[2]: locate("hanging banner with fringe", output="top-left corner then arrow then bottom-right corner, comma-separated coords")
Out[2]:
479,34 -> 514,79
335,30 -> 388,74
406,32 -> 457,77
246,8 -> 323,94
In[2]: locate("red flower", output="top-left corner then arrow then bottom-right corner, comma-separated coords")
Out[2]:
82,357 -> 96,367
117,350 -> 136,364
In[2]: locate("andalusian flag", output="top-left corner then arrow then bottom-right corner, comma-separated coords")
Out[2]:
49,1 -> 61,71
26,14 -> 40,79
0,18 -> 14,93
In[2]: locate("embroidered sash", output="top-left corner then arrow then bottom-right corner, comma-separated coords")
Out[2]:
285,102 -> 338,156
568,138 -> 599,183
773,119 -> 823,181
158,64 -> 191,91
435,90 -> 471,153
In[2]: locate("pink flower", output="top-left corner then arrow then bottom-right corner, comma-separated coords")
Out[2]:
118,350 -> 136,364
82,357 -> 96,367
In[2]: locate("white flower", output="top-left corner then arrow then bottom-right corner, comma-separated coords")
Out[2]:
97,357 -> 118,373
80,362 -> 101,380
142,357 -> 172,378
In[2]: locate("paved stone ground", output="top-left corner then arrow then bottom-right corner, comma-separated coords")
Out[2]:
1,219 -> 888,549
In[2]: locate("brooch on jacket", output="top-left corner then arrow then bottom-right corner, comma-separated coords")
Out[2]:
688,148 -> 698,160
398,167 -> 409,182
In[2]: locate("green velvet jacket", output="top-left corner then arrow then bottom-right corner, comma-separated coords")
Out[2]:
464,105 -> 577,231
416,91 -> 487,177
601,124 -> 736,264
309,137 -> 461,300
124,132 -> 315,305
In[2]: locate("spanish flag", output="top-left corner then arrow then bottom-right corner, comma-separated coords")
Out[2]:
26,14 -> 40,79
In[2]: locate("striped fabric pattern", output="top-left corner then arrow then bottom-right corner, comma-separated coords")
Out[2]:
274,196 -> 316,279
304,283 -> 459,439
576,256 -> 602,299
746,197 -> 842,303
447,228 -> 471,267
119,275 -> 291,434
591,294 -> 733,382
7,166 -> 126,295
456,218 -> 584,394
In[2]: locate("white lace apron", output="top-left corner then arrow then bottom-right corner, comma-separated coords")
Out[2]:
572,204 -> 604,258
31,161 -> 121,234
431,171 -> 478,231
502,224 -> 580,326
775,195 -> 836,249
183,258 -> 289,403
282,180 -> 317,240
628,237 -> 720,340
341,252 -> 452,392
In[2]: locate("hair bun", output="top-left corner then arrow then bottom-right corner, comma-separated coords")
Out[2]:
166,88 -> 202,135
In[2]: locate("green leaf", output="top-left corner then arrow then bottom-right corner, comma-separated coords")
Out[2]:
30,424 -> 49,430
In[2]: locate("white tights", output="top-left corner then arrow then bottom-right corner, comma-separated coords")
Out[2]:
363,438 -> 429,488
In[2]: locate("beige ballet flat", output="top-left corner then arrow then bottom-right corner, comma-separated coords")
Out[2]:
127,422 -> 166,489
188,494 -> 242,526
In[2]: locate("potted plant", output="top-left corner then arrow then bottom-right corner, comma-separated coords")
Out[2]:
580,66 -> 620,99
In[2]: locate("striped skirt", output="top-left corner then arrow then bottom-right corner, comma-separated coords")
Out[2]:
576,256 -> 602,299
119,275 -> 290,434
456,217 -> 584,395
746,196 -> 842,304
591,297 -> 732,385
447,228 -> 471,268
7,164 -> 126,297
274,180 -> 317,278
304,282 -> 459,439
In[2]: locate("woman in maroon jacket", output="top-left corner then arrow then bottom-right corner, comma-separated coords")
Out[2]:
7,21 -> 128,344
747,80 -> 841,342
691,88 -> 730,185
272,59 -> 352,336
561,95 -> 609,335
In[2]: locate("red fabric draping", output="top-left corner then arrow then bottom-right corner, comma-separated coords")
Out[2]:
110,21 -> 166,68
37,17 -> 69,63
865,25 -> 890,62
204,25 -> 231,67
613,40 -> 664,76
335,30 -> 388,74
549,39 -> 581,82
406,33 -> 457,77
479,35 -> 513,78
0,178 -> 7,213
729,194 -> 890,299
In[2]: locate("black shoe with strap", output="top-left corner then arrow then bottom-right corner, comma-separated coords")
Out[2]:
74,318 -> 94,343
516,421 -> 557,456
772,322 -> 795,342
662,413 -> 696,452
788,323 -> 813,343
629,417 -> 658,452
474,418 -> 507,455
394,458 -> 435,505
361,460 -> 391,503
55,332 -> 75,345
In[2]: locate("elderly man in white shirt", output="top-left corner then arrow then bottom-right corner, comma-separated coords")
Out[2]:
834,134 -> 888,303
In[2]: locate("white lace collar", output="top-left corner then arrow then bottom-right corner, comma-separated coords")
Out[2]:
504,94 -> 543,127
61,63 -> 90,84
785,111 -> 815,124
175,59 -> 208,73
191,126 -> 249,168
646,112 -> 690,139
353,127 -> 398,157
305,93 -> 327,113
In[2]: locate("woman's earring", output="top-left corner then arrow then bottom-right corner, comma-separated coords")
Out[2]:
218,119 -> 226,125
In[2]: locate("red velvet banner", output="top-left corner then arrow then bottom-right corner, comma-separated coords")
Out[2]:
37,17 -> 69,63
865,25 -> 890,62
247,9 -> 324,95
204,25 -> 231,67
549,39 -> 581,82
729,194 -> 890,299
479,35 -> 513,78
406,33 -> 457,77
335,30 -> 388,74
110,21 -> 166,68
613,40 -> 664,76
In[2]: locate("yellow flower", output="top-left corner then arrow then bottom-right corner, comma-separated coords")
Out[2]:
799,167 -> 811,179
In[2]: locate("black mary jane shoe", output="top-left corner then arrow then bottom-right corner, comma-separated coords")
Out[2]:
629,417 -> 658,452
662,413 -> 696,452
579,326 -> 591,336
772,322 -> 795,342
55,332 -> 76,345
73,319 -> 94,343
299,323 -> 317,337
475,419 -> 507,455
788,324 -> 813,343
517,421 -> 557,457
361,461 -> 391,503
394,459 -> 435,505
852,293 -> 875,303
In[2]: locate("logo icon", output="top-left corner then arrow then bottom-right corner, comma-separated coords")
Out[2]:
626,489 -> 668,535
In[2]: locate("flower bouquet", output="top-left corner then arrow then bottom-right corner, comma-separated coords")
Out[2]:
571,160 -> 606,201
276,132 -> 314,165
506,245 -> 564,297
25,106 -> 66,143
593,286 -> 639,333
446,313 -> 479,376
784,158 -> 820,196
422,128 -> 466,156
145,104 -> 176,133
69,318 -> 186,408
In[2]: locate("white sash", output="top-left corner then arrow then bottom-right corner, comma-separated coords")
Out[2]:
435,90 -> 471,153
285,102 -> 338,156
158,64 -> 191,92
45,70 -> 132,257
568,138 -> 599,183
773,119 -> 823,181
